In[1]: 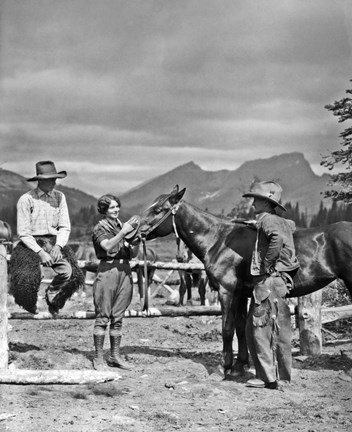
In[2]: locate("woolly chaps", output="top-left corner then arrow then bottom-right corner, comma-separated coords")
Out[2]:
9,242 -> 85,314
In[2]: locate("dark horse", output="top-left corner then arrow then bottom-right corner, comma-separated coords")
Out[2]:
139,185 -> 352,378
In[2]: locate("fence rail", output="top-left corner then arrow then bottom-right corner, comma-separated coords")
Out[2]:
2,253 -> 352,377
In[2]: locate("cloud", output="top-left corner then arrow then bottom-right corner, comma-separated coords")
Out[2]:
1,0 -> 351,196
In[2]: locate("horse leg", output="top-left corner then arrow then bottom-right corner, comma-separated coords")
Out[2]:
186,273 -> 192,303
218,286 -> 236,378
232,294 -> 249,374
137,268 -> 144,301
340,277 -> 352,300
198,274 -> 206,306
178,271 -> 186,306
148,269 -> 155,287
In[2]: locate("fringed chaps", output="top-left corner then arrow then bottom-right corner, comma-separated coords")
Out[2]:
9,242 -> 85,314
246,277 -> 293,383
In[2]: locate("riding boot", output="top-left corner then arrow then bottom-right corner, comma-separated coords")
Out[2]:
107,334 -> 132,370
93,334 -> 108,371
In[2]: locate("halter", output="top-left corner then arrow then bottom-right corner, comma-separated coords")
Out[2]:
140,200 -> 181,238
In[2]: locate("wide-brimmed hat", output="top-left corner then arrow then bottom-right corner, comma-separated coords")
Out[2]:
27,161 -> 67,182
124,215 -> 141,242
243,181 -> 286,211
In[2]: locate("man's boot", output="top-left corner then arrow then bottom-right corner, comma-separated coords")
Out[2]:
45,287 -> 60,316
107,334 -> 132,370
92,334 -> 108,371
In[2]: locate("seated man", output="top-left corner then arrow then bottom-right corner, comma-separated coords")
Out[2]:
10,160 -> 84,315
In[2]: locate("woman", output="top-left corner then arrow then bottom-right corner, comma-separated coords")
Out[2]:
91,194 -> 140,371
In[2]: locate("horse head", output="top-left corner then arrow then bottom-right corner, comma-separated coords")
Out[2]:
140,185 -> 186,240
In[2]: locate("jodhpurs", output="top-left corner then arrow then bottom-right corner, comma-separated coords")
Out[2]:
93,259 -> 133,336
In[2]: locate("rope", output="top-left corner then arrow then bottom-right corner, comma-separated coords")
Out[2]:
142,237 -> 149,311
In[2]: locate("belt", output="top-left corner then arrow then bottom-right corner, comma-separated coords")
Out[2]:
102,258 -> 129,264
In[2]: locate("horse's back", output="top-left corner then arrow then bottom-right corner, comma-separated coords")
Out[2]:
294,221 -> 352,250
291,221 -> 352,296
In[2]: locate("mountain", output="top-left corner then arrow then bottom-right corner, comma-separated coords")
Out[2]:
120,152 -> 332,218
0,152 -> 332,222
0,167 -> 97,214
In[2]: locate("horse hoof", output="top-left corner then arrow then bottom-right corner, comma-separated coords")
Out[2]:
230,369 -> 244,377
223,368 -> 241,380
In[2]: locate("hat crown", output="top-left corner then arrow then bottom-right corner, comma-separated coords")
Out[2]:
27,160 -> 67,181
251,181 -> 282,202
36,161 -> 59,176
243,181 -> 286,211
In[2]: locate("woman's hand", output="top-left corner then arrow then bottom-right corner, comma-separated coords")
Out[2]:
122,215 -> 140,236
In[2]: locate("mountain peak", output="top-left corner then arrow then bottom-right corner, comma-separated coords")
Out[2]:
119,152 -> 330,217
171,161 -> 202,172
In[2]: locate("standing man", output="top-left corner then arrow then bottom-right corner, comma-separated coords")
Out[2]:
243,181 -> 300,390
10,160 -> 83,315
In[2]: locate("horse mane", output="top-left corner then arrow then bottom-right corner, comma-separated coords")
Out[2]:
183,200 -> 229,222
183,200 -> 251,228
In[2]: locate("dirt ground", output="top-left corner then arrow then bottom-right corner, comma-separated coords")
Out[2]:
1,275 -> 352,432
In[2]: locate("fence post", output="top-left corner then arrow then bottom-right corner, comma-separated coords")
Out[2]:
297,291 -> 322,355
0,244 -> 8,369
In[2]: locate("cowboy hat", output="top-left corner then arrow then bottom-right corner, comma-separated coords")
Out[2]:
27,160 -> 67,182
243,181 -> 286,211
124,215 -> 141,242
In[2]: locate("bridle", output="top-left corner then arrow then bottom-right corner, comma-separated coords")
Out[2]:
140,200 -> 181,239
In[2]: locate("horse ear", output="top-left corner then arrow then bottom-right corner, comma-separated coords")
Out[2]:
169,185 -> 186,204
171,185 -> 179,194
178,188 -> 186,199
173,187 -> 186,202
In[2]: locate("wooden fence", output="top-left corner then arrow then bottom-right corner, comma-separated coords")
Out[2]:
1,246 -> 352,382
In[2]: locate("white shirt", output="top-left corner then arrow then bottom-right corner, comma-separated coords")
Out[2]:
17,187 -> 71,253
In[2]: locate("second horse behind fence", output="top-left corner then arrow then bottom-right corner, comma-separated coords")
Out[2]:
176,238 -> 218,306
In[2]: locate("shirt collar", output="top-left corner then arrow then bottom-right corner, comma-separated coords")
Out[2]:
37,187 -> 53,198
256,210 -> 276,222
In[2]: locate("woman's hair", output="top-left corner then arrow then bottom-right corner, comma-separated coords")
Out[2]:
97,194 -> 121,215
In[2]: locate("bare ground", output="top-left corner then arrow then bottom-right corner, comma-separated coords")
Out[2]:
1,279 -> 352,432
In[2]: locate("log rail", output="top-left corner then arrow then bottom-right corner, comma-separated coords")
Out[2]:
1,254 -> 352,382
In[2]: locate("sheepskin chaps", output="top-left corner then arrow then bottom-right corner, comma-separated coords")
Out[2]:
9,242 -> 85,314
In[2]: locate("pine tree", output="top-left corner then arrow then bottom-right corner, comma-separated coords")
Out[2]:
310,201 -> 328,227
322,79 -> 352,202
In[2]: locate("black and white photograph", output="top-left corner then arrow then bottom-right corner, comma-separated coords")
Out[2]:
0,1 -> 352,431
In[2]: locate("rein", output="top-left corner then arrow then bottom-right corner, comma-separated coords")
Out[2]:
140,200 -> 181,311
141,236 -> 149,311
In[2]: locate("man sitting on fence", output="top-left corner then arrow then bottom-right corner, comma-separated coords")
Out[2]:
9,161 -> 84,315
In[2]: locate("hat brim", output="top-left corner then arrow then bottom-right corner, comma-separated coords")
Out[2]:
124,215 -> 141,241
27,171 -> 67,182
243,192 -> 286,211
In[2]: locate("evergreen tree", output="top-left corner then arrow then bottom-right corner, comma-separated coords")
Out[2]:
327,200 -> 339,224
322,79 -> 352,202
310,201 -> 328,227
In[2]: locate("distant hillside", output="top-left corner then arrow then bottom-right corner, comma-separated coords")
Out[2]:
0,153 -> 333,225
0,168 -> 97,214
120,152 -> 332,217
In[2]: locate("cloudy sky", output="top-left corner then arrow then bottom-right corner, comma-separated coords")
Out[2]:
1,0 -> 352,197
